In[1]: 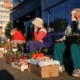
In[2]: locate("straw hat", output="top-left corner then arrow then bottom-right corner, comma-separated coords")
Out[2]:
32,17 -> 43,28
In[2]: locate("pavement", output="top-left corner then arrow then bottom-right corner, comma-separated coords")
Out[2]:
0,58 -> 80,80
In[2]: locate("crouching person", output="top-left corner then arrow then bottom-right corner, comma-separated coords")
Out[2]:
27,17 -> 52,53
10,28 -> 26,48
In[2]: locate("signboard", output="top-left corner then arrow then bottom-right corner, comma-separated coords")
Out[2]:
4,1 -> 11,9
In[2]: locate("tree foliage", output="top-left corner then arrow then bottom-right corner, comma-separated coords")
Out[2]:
5,22 -> 11,38
44,18 -> 68,32
52,18 -> 68,32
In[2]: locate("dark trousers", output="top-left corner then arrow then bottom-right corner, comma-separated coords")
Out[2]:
54,42 -> 66,66
27,41 -> 46,52
71,44 -> 80,69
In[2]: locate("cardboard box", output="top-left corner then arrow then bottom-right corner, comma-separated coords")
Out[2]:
12,62 -> 28,71
0,50 -> 3,58
28,63 -> 59,79
0,48 -> 4,58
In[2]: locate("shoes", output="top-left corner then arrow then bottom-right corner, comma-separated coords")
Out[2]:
59,65 -> 65,73
72,69 -> 80,77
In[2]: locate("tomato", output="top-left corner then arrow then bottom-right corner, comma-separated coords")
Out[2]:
39,53 -> 44,57
32,54 -> 37,58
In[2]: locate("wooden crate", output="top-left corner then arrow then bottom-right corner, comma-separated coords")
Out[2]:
6,53 -> 23,64
12,62 -> 28,71
6,54 -> 14,64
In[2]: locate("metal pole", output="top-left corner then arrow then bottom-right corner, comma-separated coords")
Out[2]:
46,0 -> 50,29
47,11 -> 49,28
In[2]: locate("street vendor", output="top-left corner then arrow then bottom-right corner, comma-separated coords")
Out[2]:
10,28 -> 26,48
70,8 -> 80,77
27,17 -> 52,53
53,8 -> 80,77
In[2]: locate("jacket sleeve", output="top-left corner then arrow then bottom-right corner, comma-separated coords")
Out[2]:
12,36 -> 15,40
34,31 -> 37,40
12,31 -> 20,40
34,28 -> 47,41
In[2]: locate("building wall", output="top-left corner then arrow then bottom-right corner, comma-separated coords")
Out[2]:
42,0 -> 80,27
12,0 -> 24,8
11,0 -> 80,32
10,0 -> 41,40
11,0 -> 41,21
0,0 -> 10,37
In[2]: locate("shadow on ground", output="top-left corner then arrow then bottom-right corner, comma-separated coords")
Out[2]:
0,69 -> 15,80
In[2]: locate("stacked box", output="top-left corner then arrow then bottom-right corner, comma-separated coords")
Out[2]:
28,63 -> 59,79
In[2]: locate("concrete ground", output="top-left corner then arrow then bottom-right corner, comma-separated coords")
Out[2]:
0,58 -> 80,80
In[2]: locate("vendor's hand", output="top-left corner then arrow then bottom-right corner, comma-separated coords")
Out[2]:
10,31 -> 14,36
56,39 -> 62,42
38,40 -> 43,43
34,25 -> 38,31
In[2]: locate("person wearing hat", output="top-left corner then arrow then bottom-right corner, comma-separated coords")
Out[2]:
27,17 -> 52,53
53,8 -> 80,73
69,8 -> 80,77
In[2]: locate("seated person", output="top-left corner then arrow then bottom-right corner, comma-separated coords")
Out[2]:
70,8 -> 80,77
27,17 -> 52,53
53,9 -> 77,73
53,8 -> 80,77
10,28 -> 26,48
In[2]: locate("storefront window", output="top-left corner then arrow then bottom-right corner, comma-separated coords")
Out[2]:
42,0 -> 80,29
41,0 -> 67,29
42,11 -> 47,24
42,0 -> 63,11
24,19 -> 34,40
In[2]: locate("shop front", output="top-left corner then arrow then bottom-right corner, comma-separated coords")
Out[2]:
10,0 -> 80,39
41,0 -> 80,32
10,0 -> 41,40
